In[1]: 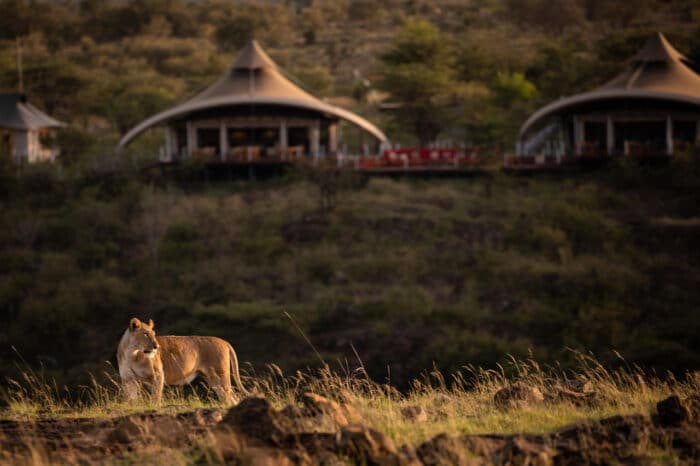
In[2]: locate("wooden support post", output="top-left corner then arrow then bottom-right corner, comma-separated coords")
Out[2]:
573,116 -> 582,156
219,121 -> 228,160
164,128 -> 172,161
280,120 -> 287,159
310,120 -> 320,159
328,122 -> 338,155
186,121 -> 195,158
666,115 -> 673,156
606,115 -> 614,156
310,120 -> 321,157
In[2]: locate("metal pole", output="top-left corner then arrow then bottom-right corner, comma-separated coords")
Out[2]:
16,37 -> 23,93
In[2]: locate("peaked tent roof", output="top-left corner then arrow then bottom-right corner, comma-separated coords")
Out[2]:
119,40 -> 388,148
519,33 -> 700,138
0,93 -> 64,131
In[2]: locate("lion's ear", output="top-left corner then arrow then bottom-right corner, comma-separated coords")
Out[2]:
129,318 -> 141,332
147,319 -> 154,329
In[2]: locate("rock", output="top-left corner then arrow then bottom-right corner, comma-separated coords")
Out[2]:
416,433 -> 485,466
220,397 -> 294,446
684,395 -> 700,424
279,404 -> 305,420
237,447 -> 295,466
148,416 -> 187,444
553,414 -> 652,464
194,408 -> 223,426
336,426 -> 399,465
662,424 -> 700,459
552,386 -> 597,405
108,416 -> 151,444
656,395 -> 690,427
494,435 -> 553,466
561,378 -> 594,394
301,392 -> 364,427
494,383 -> 545,410
108,414 -> 189,446
400,405 -> 427,423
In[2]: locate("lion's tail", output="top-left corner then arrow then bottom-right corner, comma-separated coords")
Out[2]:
227,343 -> 248,395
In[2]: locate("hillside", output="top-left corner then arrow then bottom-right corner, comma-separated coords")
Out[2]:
1,159 -> 699,390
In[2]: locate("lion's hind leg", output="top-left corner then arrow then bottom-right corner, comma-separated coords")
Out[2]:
202,367 -> 234,405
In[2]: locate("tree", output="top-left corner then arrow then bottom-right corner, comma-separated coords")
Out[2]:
490,72 -> 536,108
289,66 -> 334,97
379,19 -> 457,145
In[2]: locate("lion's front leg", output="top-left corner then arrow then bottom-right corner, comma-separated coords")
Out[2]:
150,368 -> 164,404
122,377 -> 139,402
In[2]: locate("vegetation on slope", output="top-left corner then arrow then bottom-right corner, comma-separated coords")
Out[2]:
0,157 -> 699,389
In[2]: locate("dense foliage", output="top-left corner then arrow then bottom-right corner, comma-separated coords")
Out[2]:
1,158 -> 699,389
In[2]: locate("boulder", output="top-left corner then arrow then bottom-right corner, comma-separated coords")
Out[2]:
107,416 -> 151,444
493,435 -> 553,466
237,447 -> 295,466
336,425 -> 400,465
561,378 -> 594,394
279,404 -> 305,420
687,395 -> 700,424
220,397 -> 294,446
494,383 -> 545,410
400,405 -> 427,423
551,386 -> 597,405
194,408 -> 223,426
553,414 -> 652,464
301,392 -> 364,427
416,433 -> 486,466
656,395 -> 690,427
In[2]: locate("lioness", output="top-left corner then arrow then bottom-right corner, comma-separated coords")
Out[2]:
117,318 -> 247,404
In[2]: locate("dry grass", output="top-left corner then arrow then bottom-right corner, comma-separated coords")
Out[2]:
1,352 -> 696,465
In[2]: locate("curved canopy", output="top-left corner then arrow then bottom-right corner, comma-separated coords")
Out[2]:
119,40 -> 388,148
0,93 -> 64,131
520,33 -> 700,138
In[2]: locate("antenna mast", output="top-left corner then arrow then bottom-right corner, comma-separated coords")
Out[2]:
16,37 -> 24,93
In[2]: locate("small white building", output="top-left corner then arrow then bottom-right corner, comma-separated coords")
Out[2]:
0,93 -> 63,163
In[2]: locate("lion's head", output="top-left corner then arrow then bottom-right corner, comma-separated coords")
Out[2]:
125,318 -> 159,359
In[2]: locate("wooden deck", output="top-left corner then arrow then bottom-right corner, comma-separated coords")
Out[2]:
503,153 -> 673,173
154,157 -> 487,176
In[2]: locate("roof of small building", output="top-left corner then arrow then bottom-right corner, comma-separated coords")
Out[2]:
119,40 -> 388,147
520,33 -> 700,138
0,93 -> 64,131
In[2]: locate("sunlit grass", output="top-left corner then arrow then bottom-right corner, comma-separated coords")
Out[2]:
1,351 -> 696,459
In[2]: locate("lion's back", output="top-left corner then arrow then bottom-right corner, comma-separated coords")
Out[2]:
158,335 -> 230,374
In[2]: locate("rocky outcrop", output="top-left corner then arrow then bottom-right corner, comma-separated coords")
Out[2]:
494,382 -> 545,410
3,393 -> 700,464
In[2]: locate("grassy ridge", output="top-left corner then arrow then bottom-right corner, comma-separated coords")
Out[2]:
1,353 -> 697,464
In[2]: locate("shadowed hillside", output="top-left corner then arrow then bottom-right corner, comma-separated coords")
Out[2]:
1,158 -> 699,389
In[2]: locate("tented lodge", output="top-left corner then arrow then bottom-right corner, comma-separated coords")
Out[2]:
118,40 -> 388,162
515,33 -> 700,166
